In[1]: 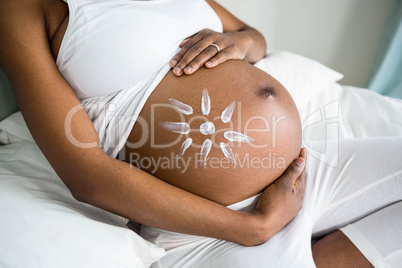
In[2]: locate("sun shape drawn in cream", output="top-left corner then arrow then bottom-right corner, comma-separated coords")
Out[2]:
160,88 -> 256,166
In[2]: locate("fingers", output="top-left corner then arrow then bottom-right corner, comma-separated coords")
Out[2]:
169,30 -> 212,73
296,147 -> 307,181
174,42 -> 220,75
179,35 -> 194,48
282,153 -> 305,183
255,149 -> 308,228
299,147 -> 307,160
170,29 -> 236,76
205,48 -> 231,69
180,43 -> 225,75
294,147 -> 307,194
275,148 -> 307,192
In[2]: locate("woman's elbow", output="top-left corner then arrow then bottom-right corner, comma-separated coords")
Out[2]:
62,178 -> 92,203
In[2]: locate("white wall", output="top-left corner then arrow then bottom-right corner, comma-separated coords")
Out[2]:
216,0 -> 392,87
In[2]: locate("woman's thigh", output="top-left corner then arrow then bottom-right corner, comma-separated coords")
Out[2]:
312,230 -> 374,268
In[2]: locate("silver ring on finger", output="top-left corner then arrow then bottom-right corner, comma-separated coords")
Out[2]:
209,43 -> 220,53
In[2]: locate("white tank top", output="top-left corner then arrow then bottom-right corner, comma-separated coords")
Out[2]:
57,0 -> 223,100
57,0 -> 222,160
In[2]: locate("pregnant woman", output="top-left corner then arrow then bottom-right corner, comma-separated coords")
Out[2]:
1,0 -> 401,267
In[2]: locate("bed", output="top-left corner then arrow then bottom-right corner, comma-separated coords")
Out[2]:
1,51 -> 401,267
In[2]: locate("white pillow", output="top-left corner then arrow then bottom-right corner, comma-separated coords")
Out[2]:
0,141 -> 165,267
254,51 -> 343,109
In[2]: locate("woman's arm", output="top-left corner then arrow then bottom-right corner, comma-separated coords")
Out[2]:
0,0 -> 305,246
170,0 -> 267,76
206,0 -> 267,63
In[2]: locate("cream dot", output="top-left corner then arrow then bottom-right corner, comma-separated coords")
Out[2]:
200,121 -> 215,135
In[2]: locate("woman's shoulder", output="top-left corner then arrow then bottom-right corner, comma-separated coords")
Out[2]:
0,0 -> 67,45
0,0 -> 46,65
0,0 -> 46,17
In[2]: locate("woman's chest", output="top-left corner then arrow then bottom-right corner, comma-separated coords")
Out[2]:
50,0 -> 222,100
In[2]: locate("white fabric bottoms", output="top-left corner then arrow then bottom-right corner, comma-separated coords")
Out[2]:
341,202 -> 402,268
141,137 -> 402,267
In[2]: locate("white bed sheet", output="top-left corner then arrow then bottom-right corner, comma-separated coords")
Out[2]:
0,143 -> 165,268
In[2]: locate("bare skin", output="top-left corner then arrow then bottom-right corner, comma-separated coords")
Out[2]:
313,231 -> 373,268
0,0 -> 372,265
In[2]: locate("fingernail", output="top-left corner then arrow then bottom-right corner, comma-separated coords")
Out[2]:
206,61 -> 212,67
295,158 -> 304,166
184,66 -> 192,73
170,59 -> 177,67
174,66 -> 181,75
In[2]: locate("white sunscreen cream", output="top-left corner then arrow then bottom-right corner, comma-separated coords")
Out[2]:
200,121 -> 215,135
221,101 -> 236,123
200,138 -> 212,166
201,88 -> 211,116
220,142 -> 237,166
178,138 -> 192,157
160,122 -> 190,134
161,88 -> 257,169
168,98 -> 193,115
224,131 -> 255,143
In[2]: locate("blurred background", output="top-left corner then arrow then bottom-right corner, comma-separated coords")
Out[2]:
216,0 -> 401,98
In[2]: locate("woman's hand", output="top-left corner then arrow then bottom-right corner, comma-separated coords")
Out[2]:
169,29 -> 252,76
252,148 -> 307,244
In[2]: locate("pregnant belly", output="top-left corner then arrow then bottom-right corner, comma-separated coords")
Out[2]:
124,60 -> 301,205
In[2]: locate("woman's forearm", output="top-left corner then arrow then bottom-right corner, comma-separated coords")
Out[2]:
235,25 -> 267,63
74,152 -> 272,246
206,0 -> 266,63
